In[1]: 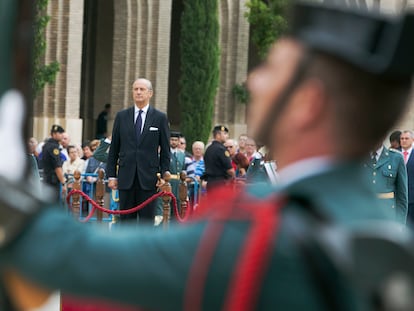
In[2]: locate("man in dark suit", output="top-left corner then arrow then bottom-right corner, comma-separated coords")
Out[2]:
107,78 -> 170,223
401,130 -> 414,226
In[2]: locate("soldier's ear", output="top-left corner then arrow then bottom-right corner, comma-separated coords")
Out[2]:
288,78 -> 328,130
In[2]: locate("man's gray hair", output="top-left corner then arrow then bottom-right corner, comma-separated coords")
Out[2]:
133,78 -> 153,91
402,130 -> 414,138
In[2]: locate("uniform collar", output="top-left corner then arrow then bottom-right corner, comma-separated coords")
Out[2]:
277,156 -> 335,187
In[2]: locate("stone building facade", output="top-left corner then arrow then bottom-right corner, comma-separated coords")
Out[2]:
32,0 -> 250,145
32,0 -> 414,145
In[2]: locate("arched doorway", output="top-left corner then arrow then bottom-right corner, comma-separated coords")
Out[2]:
167,0 -> 184,131
80,0 -> 114,141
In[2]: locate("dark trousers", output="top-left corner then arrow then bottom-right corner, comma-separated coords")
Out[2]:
119,174 -> 156,224
206,179 -> 227,193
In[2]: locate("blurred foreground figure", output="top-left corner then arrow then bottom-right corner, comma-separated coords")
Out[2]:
1,1 -> 414,310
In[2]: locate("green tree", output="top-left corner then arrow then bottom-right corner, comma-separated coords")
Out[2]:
179,0 -> 220,146
245,0 -> 289,59
233,0 -> 288,104
33,0 -> 59,97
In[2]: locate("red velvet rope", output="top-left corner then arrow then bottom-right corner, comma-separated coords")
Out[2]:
66,189 -> 192,223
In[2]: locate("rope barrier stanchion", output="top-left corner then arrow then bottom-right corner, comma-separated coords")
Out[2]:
71,170 -> 82,219
157,173 -> 172,229
179,172 -> 187,219
95,169 -> 106,222
66,189 -> 178,224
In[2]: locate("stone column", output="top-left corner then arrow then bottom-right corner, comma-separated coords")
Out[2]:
214,0 -> 250,138
33,0 -> 84,145
111,0 -> 172,115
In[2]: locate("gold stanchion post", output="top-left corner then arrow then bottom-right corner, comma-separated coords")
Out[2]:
157,172 -> 172,229
95,168 -> 105,222
72,170 -> 81,220
179,171 -> 188,219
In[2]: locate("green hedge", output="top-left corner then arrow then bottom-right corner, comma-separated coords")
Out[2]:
179,0 -> 220,147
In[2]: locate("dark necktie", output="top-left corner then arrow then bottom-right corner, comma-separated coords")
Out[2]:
135,110 -> 143,141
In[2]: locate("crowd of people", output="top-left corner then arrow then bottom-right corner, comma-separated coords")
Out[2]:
27,117 -> 273,222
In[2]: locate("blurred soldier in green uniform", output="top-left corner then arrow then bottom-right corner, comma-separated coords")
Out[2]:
364,144 -> 408,224
1,2 -> 414,311
156,131 -> 186,220
168,131 -> 186,202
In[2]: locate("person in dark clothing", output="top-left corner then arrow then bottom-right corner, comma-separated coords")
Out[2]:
96,103 -> 111,139
41,125 -> 67,198
203,125 -> 235,192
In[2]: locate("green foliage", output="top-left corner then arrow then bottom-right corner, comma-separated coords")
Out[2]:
232,82 -> 249,104
33,0 -> 60,96
179,0 -> 220,146
245,0 -> 289,59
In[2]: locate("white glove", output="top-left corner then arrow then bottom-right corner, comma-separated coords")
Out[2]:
0,90 -> 54,247
0,90 -> 26,182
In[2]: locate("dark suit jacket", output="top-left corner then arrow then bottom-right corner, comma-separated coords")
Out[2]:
107,105 -> 170,191
406,151 -> 414,204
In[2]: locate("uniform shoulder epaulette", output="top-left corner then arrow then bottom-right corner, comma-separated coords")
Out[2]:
388,148 -> 402,154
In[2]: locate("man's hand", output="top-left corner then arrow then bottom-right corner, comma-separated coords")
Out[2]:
61,184 -> 67,198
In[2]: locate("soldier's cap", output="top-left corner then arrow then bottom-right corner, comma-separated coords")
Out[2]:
213,125 -> 229,133
290,1 -> 414,78
50,124 -> 64,134
170,131 -> 182,138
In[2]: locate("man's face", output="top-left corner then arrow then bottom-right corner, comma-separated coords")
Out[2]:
82,146 -> 92,159
245,138 -> 257,155
224,139 -> 236,156
218,131 -> 228,143
132,79 -> 153,107
61,133 -> 70,148
170,137 -> 180,149
238,135 -> 248,149
247,39 -> 304,143
179,138 -> 186,151
390,140 -> 400,149
52,132 -> 63,143
192,143 -> 204,158
68,148 -> 78,161
400,133 -> 413,150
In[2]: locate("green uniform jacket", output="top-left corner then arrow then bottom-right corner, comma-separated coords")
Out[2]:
1,162 -> 392,310
363,147 -> 408,224
92,138 -> 111,163
169,150 -> 185,197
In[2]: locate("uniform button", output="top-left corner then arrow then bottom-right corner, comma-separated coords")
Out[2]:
373,180 -> 376,184
390,174 -> 393,177
373,172 -> 376,176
